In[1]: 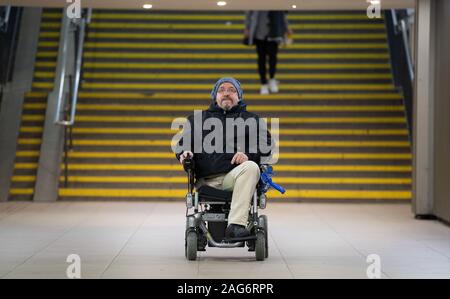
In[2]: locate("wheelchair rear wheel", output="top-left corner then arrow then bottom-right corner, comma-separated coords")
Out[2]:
185,231 -> 197,261
259,215 -> 269,258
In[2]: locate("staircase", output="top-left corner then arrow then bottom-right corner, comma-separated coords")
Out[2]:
10,9 -> 412,201
8,8 -> 61,200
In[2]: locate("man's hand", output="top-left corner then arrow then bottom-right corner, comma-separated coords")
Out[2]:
179,151 -> 193,164
231,152 -> 248,165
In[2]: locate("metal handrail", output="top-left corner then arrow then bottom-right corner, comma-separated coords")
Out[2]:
86,8 -> 92,24
52,14 -> 70,125
54,12 -> 87,126
390,9 -> 399,34
391,9 -> 415,82
0,6 -> 11,32
52,9 -> 89,187
400,18 -> 414,82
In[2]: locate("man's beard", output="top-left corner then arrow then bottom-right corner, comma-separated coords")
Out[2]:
222,104 -> 232,111
221,97 -> 233,110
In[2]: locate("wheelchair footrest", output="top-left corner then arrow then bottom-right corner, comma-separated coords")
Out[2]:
222,235 -> 257,243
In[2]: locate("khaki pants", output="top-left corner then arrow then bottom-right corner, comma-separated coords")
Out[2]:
195,161 -> 260,226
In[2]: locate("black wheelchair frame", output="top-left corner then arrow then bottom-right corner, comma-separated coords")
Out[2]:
183,156 -> 278,261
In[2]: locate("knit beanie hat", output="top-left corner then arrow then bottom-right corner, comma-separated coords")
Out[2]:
210,77 -> 243,102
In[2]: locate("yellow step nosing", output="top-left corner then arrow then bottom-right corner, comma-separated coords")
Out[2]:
88,13 -> 377,21
62,152 -> 412,160
82,22 -> 384,30
75,52 -> 389,59
30,82 -> 397,91
25,91 -> 402,100
9,188 -> 34,195
23,103 -> 404,112
75,92 -> 402,100
276,153 -> 411,159
77,104 -> 403,112
11,175 -> 36,182
21,127 -> 408,136
14,150 -> 411,160
84,32 -> 387,40
14,163 -> 411,172
37,41 -> 389,50
42,60 -> 397,69
58,189 -> 409,200
79,73 -> 393,80
39,51 -> 391,60
20,140 -> 410,147
34,60 -> 393,69
278,117 -> 406,124
15,151 -> 40,157
38,32 -> 60,37
43,41 -> 387,50
47,176 -> 411,185
21,115 -> 407,124
91,14 -> 246,21
78,62 -> 391,70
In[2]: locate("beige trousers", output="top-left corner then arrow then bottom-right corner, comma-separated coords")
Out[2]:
196,161 -> 260,226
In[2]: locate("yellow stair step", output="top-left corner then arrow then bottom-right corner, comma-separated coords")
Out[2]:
20,127 -> 408,136
38,51 -> 390,60
23,103 -> 403,112
35,61 -> 391,69
86,13 -> 376,21
13,149 -> 412,159
59,22 -> 385,30
14,163 -> 411,172
12,175 -> 411,185
21,115 -> 407,123
79,32 -> 388,40
17,139 -> 411,148
57,188 -> 409,200
40,41 -> 388,49
26,91 -> 402,100
35,72 -> 393,80
32,82 -> 396,91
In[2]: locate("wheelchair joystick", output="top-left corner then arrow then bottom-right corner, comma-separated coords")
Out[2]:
259,165 -> 286,194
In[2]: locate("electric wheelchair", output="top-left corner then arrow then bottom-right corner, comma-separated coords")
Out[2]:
182,156 -> 285,261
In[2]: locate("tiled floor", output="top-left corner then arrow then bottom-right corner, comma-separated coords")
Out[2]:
0,201 -> 449,279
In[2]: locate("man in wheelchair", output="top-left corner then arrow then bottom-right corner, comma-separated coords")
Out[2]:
175,77 -> 283,260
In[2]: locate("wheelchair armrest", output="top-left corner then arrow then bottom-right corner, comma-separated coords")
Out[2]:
183,157 -> 195,194
183,156 -> 194,172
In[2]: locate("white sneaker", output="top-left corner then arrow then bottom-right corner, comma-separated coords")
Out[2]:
269,79 -> 279,93
260,84 -> 269,95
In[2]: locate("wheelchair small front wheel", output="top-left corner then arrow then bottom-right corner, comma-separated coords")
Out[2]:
185,231 -> 198,261
255,231 -> 266,261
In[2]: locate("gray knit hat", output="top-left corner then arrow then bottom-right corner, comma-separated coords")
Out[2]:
210,77 -> 243,102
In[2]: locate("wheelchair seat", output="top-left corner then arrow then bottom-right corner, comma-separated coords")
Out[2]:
197,185 -> 232,202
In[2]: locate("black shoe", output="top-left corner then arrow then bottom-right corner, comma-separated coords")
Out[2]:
225,224 -> 250,239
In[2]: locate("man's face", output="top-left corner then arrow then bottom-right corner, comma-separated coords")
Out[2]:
215,82 -> 239,111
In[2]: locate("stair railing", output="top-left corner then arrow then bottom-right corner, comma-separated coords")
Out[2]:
53,9 -> 90,187
387,9 -> 415,139
391,9 -> 415,82
0,6 -> 11,32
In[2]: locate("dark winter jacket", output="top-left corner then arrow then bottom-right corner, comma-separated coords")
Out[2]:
175,101 -> 273,179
